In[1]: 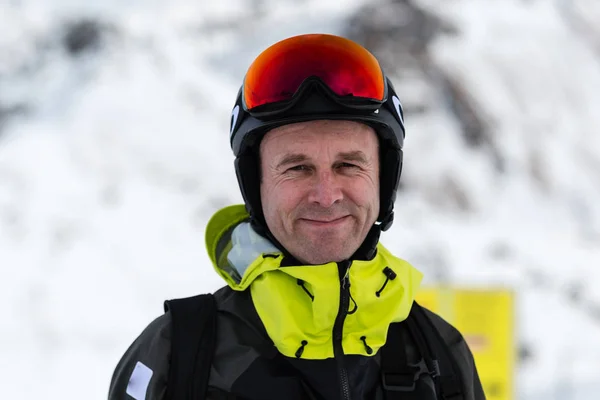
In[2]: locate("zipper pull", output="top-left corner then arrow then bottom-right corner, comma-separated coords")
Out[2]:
342,263 -> 351,289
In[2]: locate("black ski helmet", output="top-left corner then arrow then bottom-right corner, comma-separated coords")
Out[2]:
229,34 -> 406,236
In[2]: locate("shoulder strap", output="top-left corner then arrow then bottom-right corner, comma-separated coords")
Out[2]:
411,302 -> 464,400
163,294 -> 217,400
381,322 -> 432,400
381,301 -> 464,400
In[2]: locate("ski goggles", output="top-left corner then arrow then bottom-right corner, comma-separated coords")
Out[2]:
241,34 -> 389,116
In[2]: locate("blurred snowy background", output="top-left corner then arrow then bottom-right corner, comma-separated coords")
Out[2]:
1,0 -> 599,398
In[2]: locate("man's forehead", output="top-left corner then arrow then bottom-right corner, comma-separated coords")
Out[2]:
267,119 -> 374,135
260,120 -> 379,163
262,121 -> 377,149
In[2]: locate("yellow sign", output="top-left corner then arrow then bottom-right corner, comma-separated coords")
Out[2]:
416,287 -> 515,400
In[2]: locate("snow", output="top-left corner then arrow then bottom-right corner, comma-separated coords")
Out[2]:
1,0 -> 599,399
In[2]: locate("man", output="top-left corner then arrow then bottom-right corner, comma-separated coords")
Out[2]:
109,34 -> 485,400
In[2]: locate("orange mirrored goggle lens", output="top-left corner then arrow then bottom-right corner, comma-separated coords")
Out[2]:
243,34 -> 385,111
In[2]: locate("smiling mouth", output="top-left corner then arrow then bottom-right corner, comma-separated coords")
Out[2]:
300,216 -> 350,225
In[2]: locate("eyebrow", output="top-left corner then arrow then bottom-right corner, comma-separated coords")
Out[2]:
275,151 -> 370,169
338,151 -> 369,164
276,153 -> 310,169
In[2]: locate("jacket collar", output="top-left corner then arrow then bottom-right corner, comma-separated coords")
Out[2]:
206,205 -> 423,359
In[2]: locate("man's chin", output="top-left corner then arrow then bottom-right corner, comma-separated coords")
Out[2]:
295,243 -> 355,265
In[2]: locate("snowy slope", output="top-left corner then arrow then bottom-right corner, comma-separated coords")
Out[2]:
1,0 -> 600,399
0,1 -> 371,398
405,0 -> 600,396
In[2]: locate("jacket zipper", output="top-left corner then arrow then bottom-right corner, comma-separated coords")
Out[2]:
333,260 -> 352,400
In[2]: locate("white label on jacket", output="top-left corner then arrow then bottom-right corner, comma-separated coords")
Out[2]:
126,361 -> 153,400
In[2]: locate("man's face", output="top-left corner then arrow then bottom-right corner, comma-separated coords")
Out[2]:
260,120 -> 380,265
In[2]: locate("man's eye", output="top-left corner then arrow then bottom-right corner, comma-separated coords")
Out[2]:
339,163 -> 358,169
288,165 -> 308,172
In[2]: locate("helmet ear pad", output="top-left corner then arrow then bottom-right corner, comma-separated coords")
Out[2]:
378,146 -> 403,231
235,150 -> 265,227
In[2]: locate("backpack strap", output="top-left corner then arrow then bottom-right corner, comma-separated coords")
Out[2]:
381,322 -> 433,400
163,294 -> 217,400
381,301 -> 464,400
410,302 -> 464,400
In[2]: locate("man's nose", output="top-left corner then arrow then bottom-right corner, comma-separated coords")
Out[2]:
307,171 -> 343,207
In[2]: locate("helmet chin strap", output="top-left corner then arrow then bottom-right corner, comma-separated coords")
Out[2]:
378,211 -> 395,232
350,223 -> 382,261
